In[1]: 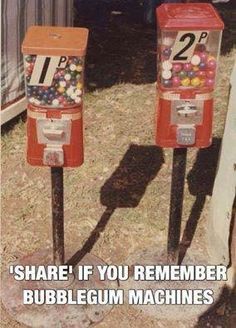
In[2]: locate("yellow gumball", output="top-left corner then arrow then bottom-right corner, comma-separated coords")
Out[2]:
58,87 -> 65,93
191,77 -> 201,87
76,65 -> 83,72
199,79 -> 205,87
76,82 -> 83,89
181,77 -> 190,87
207,55 -> 215,62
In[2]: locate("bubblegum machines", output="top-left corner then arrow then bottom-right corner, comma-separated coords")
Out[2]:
22,26 -> 88,167
156,4 -> 224,148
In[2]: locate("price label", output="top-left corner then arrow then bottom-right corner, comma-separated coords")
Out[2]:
169,31 -> 209,63
29,56 -> 68,86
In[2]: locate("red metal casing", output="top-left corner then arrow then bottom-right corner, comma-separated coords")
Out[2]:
156,4 -> 224,148
27,104 -> 83,167
22,26 -> 88,167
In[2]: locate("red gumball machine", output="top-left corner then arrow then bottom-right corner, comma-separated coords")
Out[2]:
155,4 -> 224,264
22,26 -> 88,167
156,4 -> 224,148
2,26 -> 117,327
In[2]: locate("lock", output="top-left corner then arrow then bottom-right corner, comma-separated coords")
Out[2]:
176,125 -> 196,145
22,26 -> 88,167
155,4 -> 224,148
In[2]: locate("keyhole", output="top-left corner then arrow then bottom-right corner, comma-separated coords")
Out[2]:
49,33 -> 62,40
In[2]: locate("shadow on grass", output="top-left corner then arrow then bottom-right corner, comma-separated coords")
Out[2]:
195,285 -> 236,328
178,137 -> 222,264
1,111 -> 27,136
67,144 -> 164,266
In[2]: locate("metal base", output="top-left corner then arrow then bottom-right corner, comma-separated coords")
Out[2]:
122,248 -> 225,321
1,249 -> 116,328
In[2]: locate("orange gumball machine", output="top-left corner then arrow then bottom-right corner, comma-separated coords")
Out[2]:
1,26 -> 117,328
156,4 -> 224,148
22,26 -> 88,167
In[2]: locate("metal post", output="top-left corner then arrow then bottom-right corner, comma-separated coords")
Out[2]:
51,167 -> 65,266
167,148 -> 187,264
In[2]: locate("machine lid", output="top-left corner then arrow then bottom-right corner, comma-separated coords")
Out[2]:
22,26 -> 89,56
157,4 -> 224,31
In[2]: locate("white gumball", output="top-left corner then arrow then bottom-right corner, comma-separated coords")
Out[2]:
191,55 -> 201,66
75,96 -> 82,104
66,87 -> 74,96
59,81 -> 66,87
70,64 -> 76,71
70,93 -> 77,100
162,70 -> 172,79
64,74 -> 71,81
52,99 -> 59,106
163,37 -> 174,47
75,89 -> 82,96
162,60 -> 172,70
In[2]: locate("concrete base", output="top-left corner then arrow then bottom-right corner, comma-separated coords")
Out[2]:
1,249 -> 116,328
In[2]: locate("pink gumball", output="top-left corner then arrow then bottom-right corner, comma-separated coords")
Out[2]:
172,63 -> 182,73
206,70 -> 215,79
183,63 -> 192,72
199,52 -> 208,62
197,70 -> 207,78
206,78 -> 215,87
172,76 -> 181,87
207,59 -> 216,70
58,96 -> 65,103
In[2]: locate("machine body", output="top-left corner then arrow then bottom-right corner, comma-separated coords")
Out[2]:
22,26 -> 88,166
156,4 -> 224,148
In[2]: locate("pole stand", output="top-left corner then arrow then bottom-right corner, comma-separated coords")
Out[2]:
167,148 -> 187,264
122,148 -> 224,320
1,167 -> 117,327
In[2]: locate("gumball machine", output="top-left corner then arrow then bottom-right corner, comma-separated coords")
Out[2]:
22,26 -> 88,167
156,3 -> 224,148
155,4 -> 224,264
1,26 -> 116,327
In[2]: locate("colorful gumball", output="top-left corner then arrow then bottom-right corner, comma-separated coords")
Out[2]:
183,63 -> 192,72
172,76 -> 181,87
179,71 -> 187,79
199,79 -> 206,87
162,60 -> 172,70
181,77 -> 190,87
172,63 -> 182,73
197,70 -> 207,79
199,52 -> 208,62
206,78 -> 215,87
206,70 -> 215,79
197,44 -> 206,52
191,77 -> 201,87
188,71 -> 196,79
191,54 -> 201,66
193,66 -> 199,72
163,37 -> 174,47
199,62 -> 207,70
207,59 -> 217,70
162,70 -> 172,79
162,79 -> 172,87
162,47 -> 172,57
